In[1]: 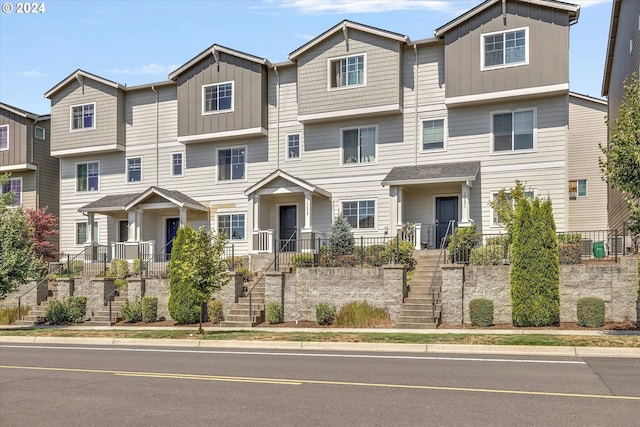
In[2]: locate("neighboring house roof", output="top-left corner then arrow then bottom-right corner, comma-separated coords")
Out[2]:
44,69 -> 125,99
0,102 -> 39,120
79,187 -> 208,213
245,169 -> 331,198
434,0 -> 580,38
382,162 -> 481,186
568,91 -> 607,106
289,20 -> 409,61
169,44 -> 272,81
602,0 -> 622,96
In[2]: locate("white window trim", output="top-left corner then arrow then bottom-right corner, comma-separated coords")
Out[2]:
75,220 -> 99,246
34,126 -> 46,139
0,124 -> 8,151
69,102 -> 96,132
341,199 -> 377,231
126,156 -> 143,184
2,176 -> 22,206
420,117 -> 447,153
75,160 -> 100,193
340,124 -> 379,167
285,132 -> 302,161
489,189 -> 536,228
489,107 -> 537,155
216,211 -> 247,242
327,53 -> 367,91
481,27 -> 529,71
202,81 -> 234,115
216,145 -> 248,183
170,152 -> 185,177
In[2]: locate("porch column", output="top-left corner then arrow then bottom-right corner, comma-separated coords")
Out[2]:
459,181 -> 474,228
302,191 -> 312,231
127,210 -> 137,242
253,194 -> 260,231
397,187 -> 404,226
86,213 -> 95,244
179,207 -> 187,228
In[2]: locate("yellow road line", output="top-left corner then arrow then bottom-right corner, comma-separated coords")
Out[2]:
2,365 -> 639,401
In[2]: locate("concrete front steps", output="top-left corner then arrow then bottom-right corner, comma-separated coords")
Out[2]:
396,250 -> 444,329
14,285 -> 58,326
220,280 -> 265,327
84,289 -> 129,326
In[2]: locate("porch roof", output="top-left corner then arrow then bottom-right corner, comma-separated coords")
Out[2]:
381,161 -> 480,186
78,186 -> 208,213
244,169 -> 331,198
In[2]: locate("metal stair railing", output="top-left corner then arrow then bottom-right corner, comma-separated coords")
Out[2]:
428,220 -> 456,323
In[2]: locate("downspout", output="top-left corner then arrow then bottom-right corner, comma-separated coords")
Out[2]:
151,85 -> 159,187
414,43 -> 419,166
274,66 -> 280,170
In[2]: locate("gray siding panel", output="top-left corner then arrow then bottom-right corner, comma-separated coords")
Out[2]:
0,108 -> 28,166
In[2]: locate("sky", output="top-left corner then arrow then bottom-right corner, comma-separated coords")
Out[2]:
0,0 -> 613,115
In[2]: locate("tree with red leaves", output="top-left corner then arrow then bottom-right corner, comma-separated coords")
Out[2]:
25,207 -> 59,261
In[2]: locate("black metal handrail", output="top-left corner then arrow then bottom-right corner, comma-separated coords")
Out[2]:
15,261 -> 65,321
428,220 -> 455,323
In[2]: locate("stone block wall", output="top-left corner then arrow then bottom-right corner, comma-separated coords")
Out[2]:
55,278 -> 115,317
0,280 -> 48,309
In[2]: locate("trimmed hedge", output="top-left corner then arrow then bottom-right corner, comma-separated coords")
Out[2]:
469,245 -> 504,265
266,301 -> 282,324
292,254 -> 314,268
469,298 -> 494,327
120,299 -> 142,323
141,296 -> 158,323
45,296 -> 87,324
111,259 -> 129,279
315,303 -> 336,325
577,297 -> 605,328
168,228 -> 200,325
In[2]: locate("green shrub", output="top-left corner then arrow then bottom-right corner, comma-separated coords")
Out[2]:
62,260 -> 84,277
469,245 -> 504,265
0,306 -> 30,325
132,259 -> 141,275
469,299 -> 494,327
329,254 -> 359,267
292,254 -> 314,268
448,226 -> 482,263
316,303 -> 336,325
66,296 -> 87,323
120,299 -> 142,323
577,297 -> 605,328
114,279 -> 128,291
383,239 -> 416,270
335,301 -> 390,328
559,242 -> 582,264
363,244 -> 387,266
266,301 -> 282,324
168,228 -> 200,325
111,259 -> 129,279
225,256 -> 245,270
207,299 -> 224,324
141,296 -> 158,323
45,300 -> 68,324
558,233 -> 582,245
236,266 -> 254,282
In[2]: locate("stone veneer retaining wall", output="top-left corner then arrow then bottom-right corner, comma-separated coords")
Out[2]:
0,280 -> 48,309
56,278 -> 115,317
264,266 -> 407,322
442,256 -> 639,325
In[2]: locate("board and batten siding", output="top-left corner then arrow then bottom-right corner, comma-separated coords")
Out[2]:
0,107 -> 29,166
296,29 -> 402,117
31,119 -> 60,217
443,1 -> 570,99
567,95 -> 608,231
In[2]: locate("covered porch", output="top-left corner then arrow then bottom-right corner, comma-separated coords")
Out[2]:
382,162 -> 480,248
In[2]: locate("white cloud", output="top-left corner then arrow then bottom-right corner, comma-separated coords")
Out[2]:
109,64 -> 178,75
275,0 -> 461,14
21,69 -> 46,77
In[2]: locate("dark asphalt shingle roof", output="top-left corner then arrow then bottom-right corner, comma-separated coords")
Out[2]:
79,187 -> 207,212
382,161 -> 480,185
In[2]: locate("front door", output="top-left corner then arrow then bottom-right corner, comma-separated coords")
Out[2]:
166,218 -> 180,258
279,205 -> 297,252
435,197 -> 458,248
118,220 -> 129,242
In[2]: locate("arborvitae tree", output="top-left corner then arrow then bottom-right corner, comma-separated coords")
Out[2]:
510,198 -> 560,326
328,215 -> 354,258
168,227 -> 199,324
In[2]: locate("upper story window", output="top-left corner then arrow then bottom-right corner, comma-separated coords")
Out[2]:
491,109 -> 535,153
422,119 -> 445,151
482,27 -> 528,70
329,54 -> 365,89
1,177 -> 22,206
35,126 -> 45,139
0,124 -> 8,150
342,125 -> 377,165
287,133 -> 301,160
218,213 -> 245,240
342,200 -> 375,229
171,153 -> 184,177
203,81 -> 233,114
71,103 -> 95,131
218,147 -> 245,181
76,161 -> 99,192
127,157 -> 142,183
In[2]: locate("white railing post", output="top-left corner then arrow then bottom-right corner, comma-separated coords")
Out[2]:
414,223 -> 422,250
267,229 -> 274,253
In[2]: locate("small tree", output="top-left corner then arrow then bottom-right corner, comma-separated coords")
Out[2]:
600,73 -> 640,233
168,227 -> 199,325
329,215 -> 354,258
488,180 -> 529,239
25,207 -> 59,261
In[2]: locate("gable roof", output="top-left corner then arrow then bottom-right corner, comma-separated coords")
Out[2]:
434,0 -> 580,38
382,162 -> 480,186
289,20 -> 409,61
602,0 -> 622,97
44,69 -> 125,99
0,102 -> 39,120
245,169 -> 331,197
79,187 -> 208,213
169,44 -> 271,81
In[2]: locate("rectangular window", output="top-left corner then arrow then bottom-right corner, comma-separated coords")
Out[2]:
342,126 -> 376,165
218,214 -> 245,240
492,110 -> 534,152
218,147 -> 245,181
570,179 -> 587,199
342,200 -> 375,229
203,81 -> 233,114
35,126 -> 45,139
330,54 -> 365,88
76,221 -> 99,245
287,134 -> 301,160
76,162 -> 99,192
422,119 -> 445,151
71,103 -> 95,130
483,28 -> 527,69
492,191 -> 535,226
1,177 -> 22,205
171,153 -> 183,177
127,157 -> 142,183
577,179 -> 587,197
0,124 -> 8,150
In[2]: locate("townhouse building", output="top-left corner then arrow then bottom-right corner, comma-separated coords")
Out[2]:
45,0 -> 608,261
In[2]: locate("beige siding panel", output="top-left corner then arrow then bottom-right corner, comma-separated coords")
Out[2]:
32,119 -> 60,217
